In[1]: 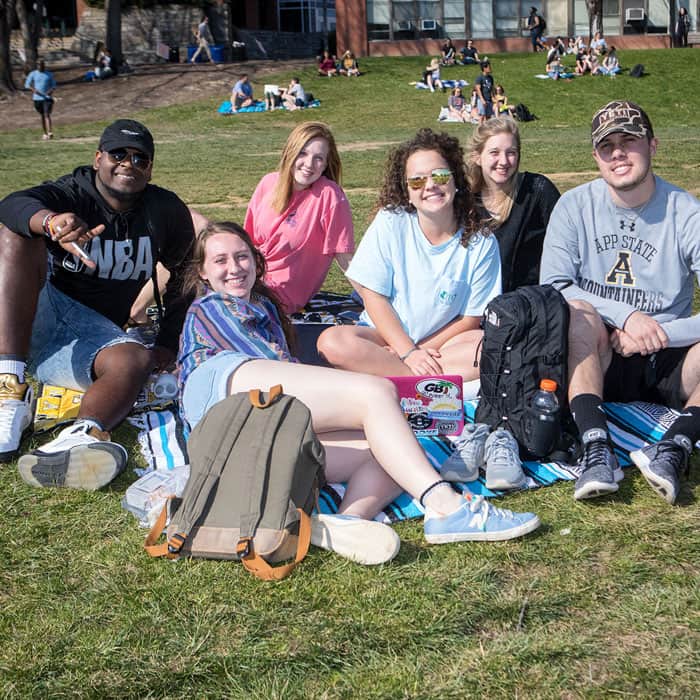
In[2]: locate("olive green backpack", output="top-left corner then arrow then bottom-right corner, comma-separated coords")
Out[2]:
145,385 -> 325,580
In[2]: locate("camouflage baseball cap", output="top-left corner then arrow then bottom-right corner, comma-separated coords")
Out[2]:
591,100 -> 654,148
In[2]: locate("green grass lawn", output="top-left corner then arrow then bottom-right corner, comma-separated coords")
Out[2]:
1,49 -> 699,698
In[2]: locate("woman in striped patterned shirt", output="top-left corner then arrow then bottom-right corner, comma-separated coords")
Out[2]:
176,221 -> 540,546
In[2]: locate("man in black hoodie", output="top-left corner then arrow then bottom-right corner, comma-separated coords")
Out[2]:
0,119 -> 194,490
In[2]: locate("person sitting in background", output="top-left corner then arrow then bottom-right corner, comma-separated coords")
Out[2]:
441,38 -> 456,65
566,37 -> 577,54
460,39 -> 480,65
95,48 -> 114,80
317,50 -> 337,77
493,84 -> 515,116
339,50 -> 361,76
447,86 -> 469,122
588,49 -> 601,75
545,51 -> 564,80
422,57 -> 443,92
575,47 -> 591,74
590,31 -> 607,56
599,46 -> 620,76
231,73 -> 254,112
282,77 -> 307,110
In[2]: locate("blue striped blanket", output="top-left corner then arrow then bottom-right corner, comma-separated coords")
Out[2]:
128,400 -> 677,524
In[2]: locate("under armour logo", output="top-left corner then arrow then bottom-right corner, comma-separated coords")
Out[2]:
619,219 -> 635,231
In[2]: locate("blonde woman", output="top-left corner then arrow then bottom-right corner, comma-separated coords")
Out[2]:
243,121 -> 354,314
467,117 -> 560,292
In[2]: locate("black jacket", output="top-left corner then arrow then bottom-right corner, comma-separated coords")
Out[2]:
0,166 -> 194,352
485,172 -> 560,293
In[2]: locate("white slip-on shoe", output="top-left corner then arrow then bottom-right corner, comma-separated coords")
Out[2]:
310,513 -> 401,565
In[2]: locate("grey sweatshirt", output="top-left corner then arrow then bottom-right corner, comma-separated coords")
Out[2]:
540,175 -> 700,347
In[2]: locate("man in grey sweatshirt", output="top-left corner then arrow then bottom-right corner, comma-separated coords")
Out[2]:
540,100 -> 700,504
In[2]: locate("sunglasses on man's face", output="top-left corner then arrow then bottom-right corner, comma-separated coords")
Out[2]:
104,149 -> 151,170
406,168 -> 453,190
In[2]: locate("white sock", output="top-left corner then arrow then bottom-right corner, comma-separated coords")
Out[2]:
75,417 -> 105,433
0,360 -> 26,383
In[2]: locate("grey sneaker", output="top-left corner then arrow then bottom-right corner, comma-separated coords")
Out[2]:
573,428 -> 624,501
440,422 -> 489,482
484,428 -> 526,491
630,434 -> 691,505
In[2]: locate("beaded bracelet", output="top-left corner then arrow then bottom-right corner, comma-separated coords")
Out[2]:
41,213 -> 56,238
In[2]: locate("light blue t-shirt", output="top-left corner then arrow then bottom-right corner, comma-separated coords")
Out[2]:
25,69 -> 56,101
347,208 -> 502,342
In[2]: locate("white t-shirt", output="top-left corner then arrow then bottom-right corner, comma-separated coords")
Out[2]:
347,208 -> 501,342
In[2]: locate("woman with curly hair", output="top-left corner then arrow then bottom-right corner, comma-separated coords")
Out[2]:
317,128 -> 500,380
244,121 -> 354,314
467,117 -> 560,292
177,221 -> 540,551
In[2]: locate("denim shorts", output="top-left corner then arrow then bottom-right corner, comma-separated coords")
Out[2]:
28,282 -> 143,391
181,351 -> 251,429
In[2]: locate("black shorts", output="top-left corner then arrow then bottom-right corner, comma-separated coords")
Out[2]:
33,99 -> 53,116
603,346 -> 690,410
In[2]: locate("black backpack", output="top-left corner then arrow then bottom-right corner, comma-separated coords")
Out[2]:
515,103 -> 536,122
629,63 -> 645,78
538,15 -> 547,31
475,285 -> 579,463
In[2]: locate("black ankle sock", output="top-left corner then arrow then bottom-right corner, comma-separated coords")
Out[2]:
570,393 -> 608,438
663,405 -> 700,447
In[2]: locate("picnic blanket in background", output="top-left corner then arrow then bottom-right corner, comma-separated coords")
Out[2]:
413,79 -> 469,90
128,400 -> 680,525
217,99 -> 321,114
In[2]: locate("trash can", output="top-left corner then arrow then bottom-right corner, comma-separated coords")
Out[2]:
169,46 -> 179,63
210,44 -> 225,63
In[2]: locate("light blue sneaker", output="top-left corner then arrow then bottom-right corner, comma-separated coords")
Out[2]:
424,495 -> 540,543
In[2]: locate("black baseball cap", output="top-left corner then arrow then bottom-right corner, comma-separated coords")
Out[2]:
591,101 -> 654,148
99,119 -> 155,159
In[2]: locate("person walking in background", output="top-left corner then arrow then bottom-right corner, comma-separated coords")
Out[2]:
24,60 -> 56,141
190,16 -> 214,64
527,7 -> 546,52
674,7 -> 691,47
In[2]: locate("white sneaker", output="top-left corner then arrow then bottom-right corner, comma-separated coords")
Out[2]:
310,513 -> 401,565
18,421 -> 127,490
0,374 -> 34,463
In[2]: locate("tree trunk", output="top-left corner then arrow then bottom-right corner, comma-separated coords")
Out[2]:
14,0 -> 40,72
585,0 -> 603,40
0,0 -> 17,94
105,0 -> 122,69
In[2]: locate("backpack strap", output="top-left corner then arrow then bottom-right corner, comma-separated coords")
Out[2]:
143,498 -> 178,558
238,508 -> 311,581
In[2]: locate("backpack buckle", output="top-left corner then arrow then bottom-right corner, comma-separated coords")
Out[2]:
237,537 -> 253,559
167,532 -> 186,554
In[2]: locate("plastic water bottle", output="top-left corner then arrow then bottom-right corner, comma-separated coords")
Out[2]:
527,379 -> 560,457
